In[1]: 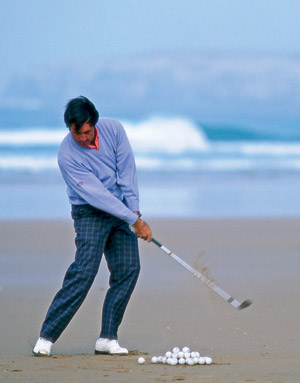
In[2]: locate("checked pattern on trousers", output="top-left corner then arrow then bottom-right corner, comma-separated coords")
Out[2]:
40,204 -> 140,343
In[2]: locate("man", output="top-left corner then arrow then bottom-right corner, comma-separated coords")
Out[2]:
33,96 -> 152,356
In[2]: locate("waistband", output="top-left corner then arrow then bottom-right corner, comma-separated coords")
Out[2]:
71,204 -> 112,220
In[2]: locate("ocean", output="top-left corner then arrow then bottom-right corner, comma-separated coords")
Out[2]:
1,116 -> 300,220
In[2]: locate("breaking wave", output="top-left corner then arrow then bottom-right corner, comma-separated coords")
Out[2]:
0,116 -> 299,174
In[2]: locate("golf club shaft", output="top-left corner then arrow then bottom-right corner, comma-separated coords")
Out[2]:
151,237 -> 251,310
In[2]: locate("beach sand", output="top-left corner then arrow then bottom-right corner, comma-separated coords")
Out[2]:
0,218 -> 299,382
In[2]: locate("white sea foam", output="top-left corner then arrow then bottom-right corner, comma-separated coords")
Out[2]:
0,117 -> 208,153
0,128 -> 65,145
238,142 -> 300,156
0,156 -> 57,170
211,142 -> 300,156
135,156 -> 200,171
0,117 -> 300,173
123,117 -> 209,153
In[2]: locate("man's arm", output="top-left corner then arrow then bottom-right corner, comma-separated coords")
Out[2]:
114,127 -> 152,242
115,123 -> 140,212
58,157 -> 139,225
114,126 -> 152,241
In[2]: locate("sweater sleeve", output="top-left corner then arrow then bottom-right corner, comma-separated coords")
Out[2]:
58,156 -> 139,225
115,124 -> 140,212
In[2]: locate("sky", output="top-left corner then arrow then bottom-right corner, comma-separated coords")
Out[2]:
1,0 -> 300,88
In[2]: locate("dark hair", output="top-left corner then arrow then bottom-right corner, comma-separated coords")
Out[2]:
64,96 -> 99,131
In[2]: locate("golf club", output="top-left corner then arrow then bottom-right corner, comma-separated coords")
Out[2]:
151,237 -> 252,310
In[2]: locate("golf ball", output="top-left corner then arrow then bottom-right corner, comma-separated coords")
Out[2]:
205,356 -> 212,365
179,357 -> 186,365
172,347 -> 180,353
186,358 -> 195,366
184,352 -> 191,359
151,356 -> 158,364
167,357 -> 173,365
138,357 -> 145,364
177,351 -> 184,359
198,357 -> 205,365
170,358 -> 178,366
182,346 -> 190,353
165,351 -> 172,358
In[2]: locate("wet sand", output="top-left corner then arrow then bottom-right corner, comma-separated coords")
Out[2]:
0,218 -> 299,382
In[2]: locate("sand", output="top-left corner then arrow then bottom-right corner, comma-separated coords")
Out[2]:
0,218 -> 299,382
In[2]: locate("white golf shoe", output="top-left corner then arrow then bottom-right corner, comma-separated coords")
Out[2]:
32,337 -> 53,356
95,338 -> 128,355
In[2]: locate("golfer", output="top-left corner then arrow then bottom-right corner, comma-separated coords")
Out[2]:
33,96 -> 152,356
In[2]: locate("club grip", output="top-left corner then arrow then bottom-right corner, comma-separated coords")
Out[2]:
151,237 -> 162,247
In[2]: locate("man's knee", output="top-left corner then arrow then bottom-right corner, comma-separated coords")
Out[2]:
63,260 -> 99,288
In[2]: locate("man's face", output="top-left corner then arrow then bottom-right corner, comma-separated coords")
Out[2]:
70,122 -> 95,148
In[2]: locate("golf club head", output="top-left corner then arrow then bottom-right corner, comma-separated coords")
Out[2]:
238,299 -> 253,310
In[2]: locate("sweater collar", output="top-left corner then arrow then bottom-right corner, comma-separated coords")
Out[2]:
88,126 -> 99,150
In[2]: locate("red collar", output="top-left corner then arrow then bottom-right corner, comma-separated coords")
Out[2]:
88,127 -> 99,150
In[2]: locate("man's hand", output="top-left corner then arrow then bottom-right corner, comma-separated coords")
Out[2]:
133,217 -> 152,242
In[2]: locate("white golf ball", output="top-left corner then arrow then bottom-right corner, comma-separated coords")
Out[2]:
138,357 -> 145,364
170,358 -> 178,366
165,351 -> 172,358
177,351 -> 184,359
178,357 -> 186,365
186,358 -> 195,366
184,352 -> 191,359
167,357 -> 173,365
205,356 -> 212,365
162,356 -> 167,364
158,356 -> 164,363
182,346 -> 190,353
172,352 -> 178,359
151,356 -> 158,364
198,357 -> 205,365
172,347 -> 180,353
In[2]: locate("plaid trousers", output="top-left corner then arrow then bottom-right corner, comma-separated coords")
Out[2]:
40,204 -> 140,343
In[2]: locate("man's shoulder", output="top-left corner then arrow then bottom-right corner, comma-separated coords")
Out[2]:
58,133 -> 76,164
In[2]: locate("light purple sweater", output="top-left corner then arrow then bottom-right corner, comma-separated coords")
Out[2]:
58,118 -> 139,225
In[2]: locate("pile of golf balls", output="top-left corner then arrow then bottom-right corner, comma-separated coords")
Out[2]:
138,346 -> 213,366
